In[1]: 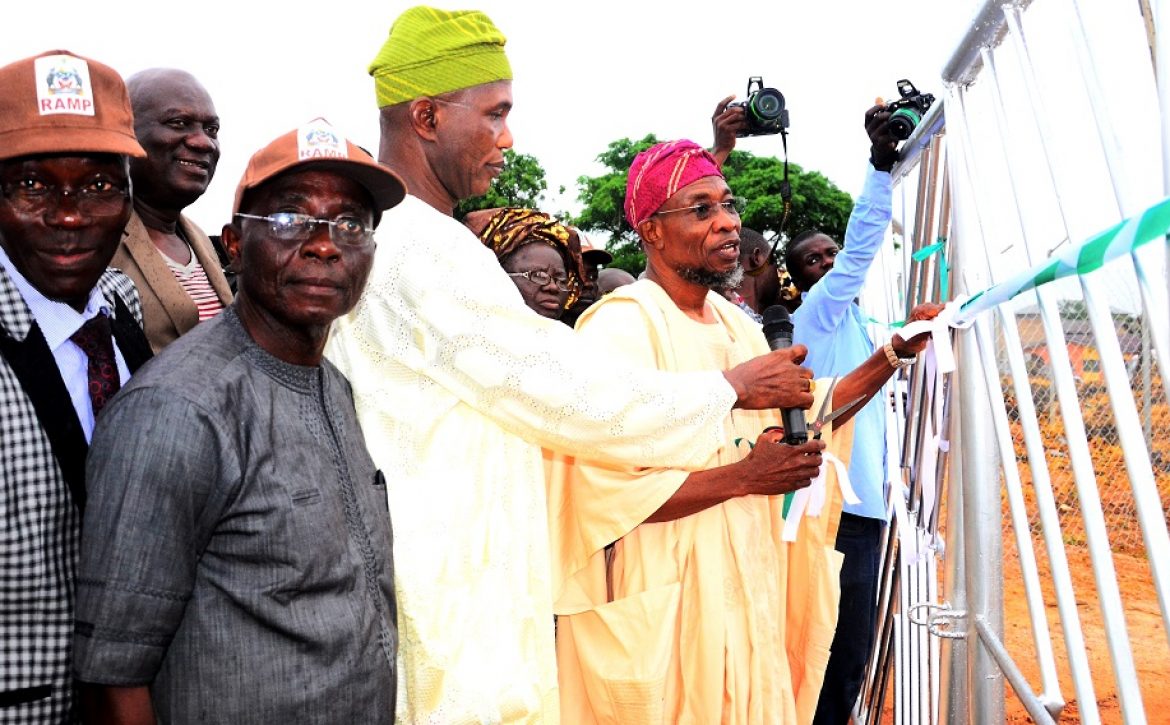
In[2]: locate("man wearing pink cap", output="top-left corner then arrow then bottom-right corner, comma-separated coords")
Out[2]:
548,139 -> 938,723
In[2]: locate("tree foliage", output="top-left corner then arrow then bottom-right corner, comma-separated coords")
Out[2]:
721,152 -> 853,244
455,149 -> 562,219
571,135 -> 660,274
571,136 -> 854,274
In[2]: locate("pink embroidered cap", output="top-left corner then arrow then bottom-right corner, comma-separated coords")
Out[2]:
624,139 -> 723,228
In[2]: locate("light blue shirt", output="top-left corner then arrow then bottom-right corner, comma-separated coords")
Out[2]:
0,245 -> 130,441
792,165 -> 893,520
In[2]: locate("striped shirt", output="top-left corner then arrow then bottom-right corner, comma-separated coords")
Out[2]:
165,249 -> 224,322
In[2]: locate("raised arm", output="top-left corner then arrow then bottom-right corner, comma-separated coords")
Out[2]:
794,105 -> 897,337
829,303 -> 944,428
710,94 -> 746,167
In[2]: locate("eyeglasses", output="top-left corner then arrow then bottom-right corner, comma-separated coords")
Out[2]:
2,179 -> 129,216
234,212 -> 374,247
507,269 -> 572,291
654,196 -> 746,222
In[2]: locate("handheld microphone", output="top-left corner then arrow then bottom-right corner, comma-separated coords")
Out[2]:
760,305 -> 809,445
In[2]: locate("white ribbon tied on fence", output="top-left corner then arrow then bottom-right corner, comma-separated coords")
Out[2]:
893,293 -> 974,375
782,450 -> 859,542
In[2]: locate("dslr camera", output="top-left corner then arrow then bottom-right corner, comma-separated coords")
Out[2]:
729,76 -> 789,137
885,79 -> 936,140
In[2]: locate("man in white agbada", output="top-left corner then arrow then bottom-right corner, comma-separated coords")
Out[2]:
324,6 -> 820,723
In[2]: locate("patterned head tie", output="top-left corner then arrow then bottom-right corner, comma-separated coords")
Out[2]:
475,207 -> 586,307
369,6 -> 512,108
624,139 -> 724,228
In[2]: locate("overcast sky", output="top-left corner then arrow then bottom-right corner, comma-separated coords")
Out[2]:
3,0 -> 976,233
4,0 -> 1163,315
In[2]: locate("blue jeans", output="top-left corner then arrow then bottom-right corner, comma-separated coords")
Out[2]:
813,513 -> 884,725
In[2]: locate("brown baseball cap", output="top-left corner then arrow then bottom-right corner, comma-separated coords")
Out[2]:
233,118 -> 406,215
0,49 -> 145,162
578,230 -> 613,265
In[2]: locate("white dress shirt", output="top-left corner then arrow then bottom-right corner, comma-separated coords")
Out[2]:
0,245 -> 130,441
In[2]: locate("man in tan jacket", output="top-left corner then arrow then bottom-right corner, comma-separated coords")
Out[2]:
111,68 -> 232,352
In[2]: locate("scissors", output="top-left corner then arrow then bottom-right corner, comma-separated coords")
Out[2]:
760,376 -> 867,444
808,376 -> 865,440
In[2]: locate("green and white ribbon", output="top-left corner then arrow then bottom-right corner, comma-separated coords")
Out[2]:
898,293 -> 972,374
866,316 -> 906,329
953,194 -> 1170,326
913,237 -> 950,300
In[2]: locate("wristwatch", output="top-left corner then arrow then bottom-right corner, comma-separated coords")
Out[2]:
884,340 -> 915,370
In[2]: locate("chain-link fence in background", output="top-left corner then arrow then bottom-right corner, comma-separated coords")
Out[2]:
998,301 -> 1169,559
993,292 -> 1168,722
859,1 -> 1170,718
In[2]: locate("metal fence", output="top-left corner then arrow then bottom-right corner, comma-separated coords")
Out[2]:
851,0 -> 1170,722
1000,310 -> 1169,559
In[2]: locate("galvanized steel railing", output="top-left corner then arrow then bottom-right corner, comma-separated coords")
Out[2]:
852,0 -> 1170,722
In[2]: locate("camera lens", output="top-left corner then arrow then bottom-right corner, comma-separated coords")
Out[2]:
751,89 -> 785,120
888,107 -> 921,140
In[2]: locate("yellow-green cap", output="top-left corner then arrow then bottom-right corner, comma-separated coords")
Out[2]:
369,6 -> 512,108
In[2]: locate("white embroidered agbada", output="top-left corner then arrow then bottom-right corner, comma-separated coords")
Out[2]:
325,196 -> 739,724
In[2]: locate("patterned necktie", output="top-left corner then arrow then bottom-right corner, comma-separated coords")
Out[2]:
70,313 -> 120,418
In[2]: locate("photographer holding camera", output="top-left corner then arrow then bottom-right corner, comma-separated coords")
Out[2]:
711,92 -> 899,169
713,90 -> 915,724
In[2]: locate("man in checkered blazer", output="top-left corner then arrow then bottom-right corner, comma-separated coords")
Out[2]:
0,50 -> 152,723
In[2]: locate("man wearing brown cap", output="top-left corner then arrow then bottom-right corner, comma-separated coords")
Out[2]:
73,119 -> 403,724
560,230 -> 611,326
110,68 -> 233,353
326,6 -> 817,722
0,49 -> 151,722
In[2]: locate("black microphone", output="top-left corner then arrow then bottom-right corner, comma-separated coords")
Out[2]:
760,305 -> 809,445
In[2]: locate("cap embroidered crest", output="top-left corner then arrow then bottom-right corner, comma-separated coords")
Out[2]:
299,119 -> 347,160
232,117 -> 406,214
35,54 -> 95,116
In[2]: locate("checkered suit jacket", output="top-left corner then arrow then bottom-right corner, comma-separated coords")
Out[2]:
0,266 -> 148,723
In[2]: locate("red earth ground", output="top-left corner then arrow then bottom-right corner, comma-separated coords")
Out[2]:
878,533 -> 1169,723
1000,545 -> 1168,723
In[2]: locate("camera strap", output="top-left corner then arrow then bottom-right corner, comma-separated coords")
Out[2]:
767,129 -> 793,261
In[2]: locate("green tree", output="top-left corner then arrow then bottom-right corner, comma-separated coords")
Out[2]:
572,135 -> 660,274
721,152 -> 853,244
455,149 -> 562,219
572,136 -> 853,274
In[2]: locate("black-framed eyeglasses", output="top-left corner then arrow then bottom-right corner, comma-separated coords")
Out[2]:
234,212 -> 374,247
2,179 -> 129,216
654,196 -> 746,222
507,268 -> 572,291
